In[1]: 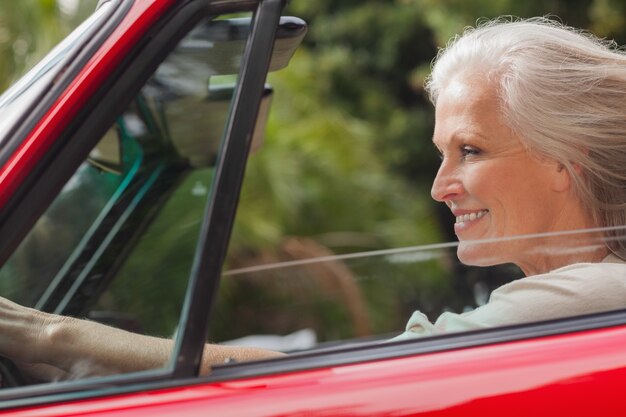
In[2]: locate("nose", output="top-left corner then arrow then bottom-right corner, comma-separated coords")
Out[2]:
431,159 -> 463,203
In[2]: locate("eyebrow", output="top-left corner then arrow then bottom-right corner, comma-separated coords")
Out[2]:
432,130 -> 490,149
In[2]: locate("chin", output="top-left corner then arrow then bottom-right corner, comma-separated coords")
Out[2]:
456,240 -> 508,267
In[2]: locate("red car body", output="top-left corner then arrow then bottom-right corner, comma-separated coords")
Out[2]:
5,325 -> 626,416
0,0 -> 625,416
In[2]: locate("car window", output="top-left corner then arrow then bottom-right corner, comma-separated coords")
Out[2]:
0,11 -> 254,383
217,241 -> 517,347
216,128 -> 626,353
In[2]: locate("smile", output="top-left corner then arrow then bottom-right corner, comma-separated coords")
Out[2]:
455,210 -> 489,224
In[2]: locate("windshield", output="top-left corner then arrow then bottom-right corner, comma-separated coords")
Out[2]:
0,12 -> 254,310
0,3 -> 112,145
0,8 -> 310,386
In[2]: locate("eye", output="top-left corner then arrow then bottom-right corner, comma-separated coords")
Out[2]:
460,145 -> 480,158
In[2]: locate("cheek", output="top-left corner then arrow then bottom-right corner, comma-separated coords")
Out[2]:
462,163 -> 510,199
467,161 -> 537,202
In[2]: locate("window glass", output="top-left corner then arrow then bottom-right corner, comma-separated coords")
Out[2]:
0,12 -> 253,383
0,123 -> 141,308
91,168 -> 212,338
216,241 -> 524,348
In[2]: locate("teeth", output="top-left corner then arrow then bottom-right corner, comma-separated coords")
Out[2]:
455,210 -> 488,224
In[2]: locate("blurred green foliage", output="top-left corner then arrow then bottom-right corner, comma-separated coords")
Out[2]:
0,0 -> 64,91
3,0 -> 625,251
281,0 -> 626,208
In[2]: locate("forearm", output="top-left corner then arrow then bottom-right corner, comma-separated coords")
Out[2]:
0,296 -> 283,379
199,344 -> 285,376
39,315 -> 284,378
40,315 -> 172,376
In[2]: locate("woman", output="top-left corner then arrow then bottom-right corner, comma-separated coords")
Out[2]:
1,17 -> 625,379
396,16 -> 626,338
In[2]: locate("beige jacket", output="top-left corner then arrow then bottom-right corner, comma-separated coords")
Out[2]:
395,254 -> 626,340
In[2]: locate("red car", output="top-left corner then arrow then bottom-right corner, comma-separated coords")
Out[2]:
0,0 -> 625,416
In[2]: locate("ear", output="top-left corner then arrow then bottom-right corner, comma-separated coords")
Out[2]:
551,162 -> 573,192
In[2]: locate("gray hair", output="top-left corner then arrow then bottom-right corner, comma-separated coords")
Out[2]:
426,17 -> 626,259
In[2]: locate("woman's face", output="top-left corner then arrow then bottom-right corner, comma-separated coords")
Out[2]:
431,75 -> 585,274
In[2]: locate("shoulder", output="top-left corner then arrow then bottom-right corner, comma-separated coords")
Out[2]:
396,257 -> 626,339
497,257 -> 626,294
492,263 -> 626,303
452,258 -> 626,328
489,258 -> 626,313
549,254 -> 626,277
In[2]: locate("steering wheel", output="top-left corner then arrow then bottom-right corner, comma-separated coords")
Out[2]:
0,357 -> 30,387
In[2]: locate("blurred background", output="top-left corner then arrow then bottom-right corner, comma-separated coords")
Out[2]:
3,0 -> 625,255
1,0 -> 626,342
